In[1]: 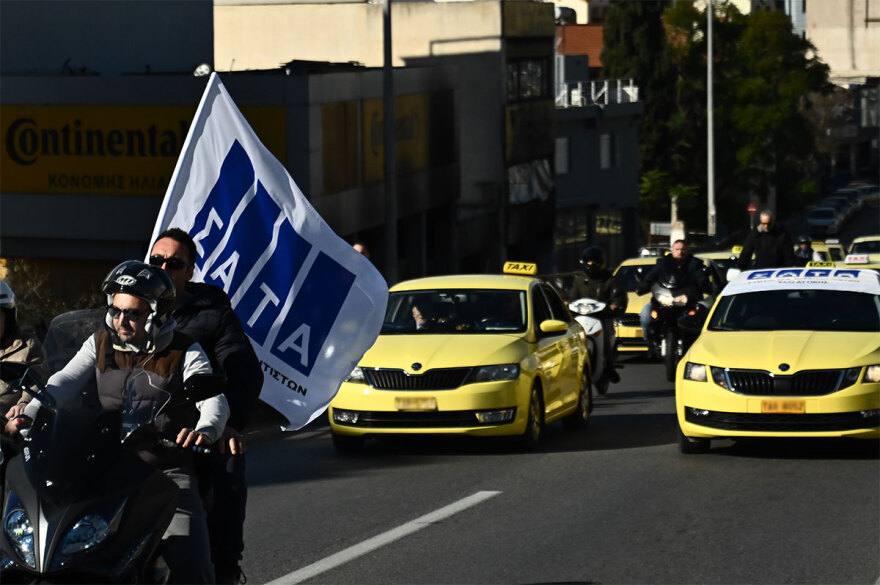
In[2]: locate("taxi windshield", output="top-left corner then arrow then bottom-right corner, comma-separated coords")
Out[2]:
382,289 -> 527,334
708,289 -> 880,332
614,265 -> 649,293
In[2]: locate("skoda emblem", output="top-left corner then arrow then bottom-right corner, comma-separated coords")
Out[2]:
411,363 -> 422,372
779,363 -> 790,372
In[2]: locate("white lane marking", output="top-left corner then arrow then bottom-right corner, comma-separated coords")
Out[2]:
265,490 -> 502,585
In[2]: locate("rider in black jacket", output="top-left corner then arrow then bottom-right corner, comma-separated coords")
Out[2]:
567,246 -> 627,383
736,210 -> 796,269
636,240 -> 712,342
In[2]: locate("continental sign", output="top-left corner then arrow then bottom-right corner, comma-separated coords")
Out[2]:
1,105 -> 285,196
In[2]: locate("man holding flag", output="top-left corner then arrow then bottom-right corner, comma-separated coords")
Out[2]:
148,72 -> 388,577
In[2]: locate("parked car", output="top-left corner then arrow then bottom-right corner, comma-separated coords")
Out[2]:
818,196 -> 856,221
806,206 -> 843,236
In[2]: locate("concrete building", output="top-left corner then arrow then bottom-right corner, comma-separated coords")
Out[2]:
214,0 -> 559,273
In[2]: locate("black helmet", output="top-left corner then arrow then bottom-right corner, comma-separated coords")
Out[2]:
101,261 -> 176,351
579,246 -> 606,277
797,234 -> 811,245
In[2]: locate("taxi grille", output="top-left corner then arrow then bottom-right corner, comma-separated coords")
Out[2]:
685,408 -> 879,432
363,368 -> 473,391
723,369 -> 852,396
616,314 -> 642,327
346,410 -> 485,428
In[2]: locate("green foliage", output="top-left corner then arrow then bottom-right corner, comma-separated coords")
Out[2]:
604,0 -> 832,235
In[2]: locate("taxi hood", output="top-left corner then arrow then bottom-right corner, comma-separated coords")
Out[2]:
359,334 -> 526,373
690,330 -> 880,374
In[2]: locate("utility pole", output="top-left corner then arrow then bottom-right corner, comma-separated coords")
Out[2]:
706,0 -> 717,237
383,0 -> 398,284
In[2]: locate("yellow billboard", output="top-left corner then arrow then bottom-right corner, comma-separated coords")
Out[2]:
1,105 -> 285,196
362,94 -> 428,184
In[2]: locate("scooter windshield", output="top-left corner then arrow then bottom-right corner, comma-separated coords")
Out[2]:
120,370 -> 171,444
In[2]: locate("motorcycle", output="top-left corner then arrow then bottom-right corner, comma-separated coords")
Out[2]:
644,279 -> 707,382
0,309 -> 221,583
568,297 -> 619,395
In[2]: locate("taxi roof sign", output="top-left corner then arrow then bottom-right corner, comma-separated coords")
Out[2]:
731,245 -> 743,255
722,267 -> 880,296
503,261 -> 537,276
805,261 -> 836,268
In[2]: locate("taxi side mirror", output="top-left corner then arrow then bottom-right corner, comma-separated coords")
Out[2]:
539,319 -> 568,335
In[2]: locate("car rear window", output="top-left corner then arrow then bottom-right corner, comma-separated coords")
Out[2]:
708,289 -> 880,332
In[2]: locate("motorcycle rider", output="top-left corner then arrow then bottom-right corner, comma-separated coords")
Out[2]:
793,234 -> 819,266
5,261 -> 228,585
0,280 -> 42,417
567,246 -> 627,384
150,227 -> 263,585
636,240 -> 712,350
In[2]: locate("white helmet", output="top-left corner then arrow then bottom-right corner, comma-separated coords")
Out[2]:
0,280 -> 15,311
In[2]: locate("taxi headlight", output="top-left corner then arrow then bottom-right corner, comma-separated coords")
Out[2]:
345,366 -> 365,384
470,364 -> 520,383
683,362 -> 707,382
866,365 -> 880,384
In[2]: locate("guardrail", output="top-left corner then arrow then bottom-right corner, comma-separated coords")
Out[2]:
555,79 -> 639,108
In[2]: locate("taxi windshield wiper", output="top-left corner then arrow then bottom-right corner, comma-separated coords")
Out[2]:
710,324 -> 741,331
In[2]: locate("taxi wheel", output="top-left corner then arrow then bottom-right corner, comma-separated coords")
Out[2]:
332,434 -> 366,453
677,426 -> 710,454
563,370 -> 592,429
518,384 -> 544,449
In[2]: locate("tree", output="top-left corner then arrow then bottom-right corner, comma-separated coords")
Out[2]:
603,0 -> 831,238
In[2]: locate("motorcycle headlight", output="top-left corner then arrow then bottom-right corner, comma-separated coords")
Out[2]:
683,362 -> 707,382
4,508 -> 35,568
673,294 -> 689,306
60,514 -> 110,555
865,365 -> 880,383
469,364 -> 520,383
345,366 -> 365,384
656,293 -> 674,307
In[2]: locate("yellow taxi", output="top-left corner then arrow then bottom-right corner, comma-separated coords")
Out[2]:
328,262 -> 592,451
610,256 -> 658,353
844,235 -> 880,271
675,266 -> 880,453
814,239 -> 847,264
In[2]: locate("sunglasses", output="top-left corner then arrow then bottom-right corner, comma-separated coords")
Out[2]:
148,254 -> 189,271
108,306 -> 146,322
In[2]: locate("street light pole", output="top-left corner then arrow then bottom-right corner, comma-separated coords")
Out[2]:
707,0 -> 717,237
383,0 -> 398,284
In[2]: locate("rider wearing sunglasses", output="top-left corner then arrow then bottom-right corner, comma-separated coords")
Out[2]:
149,227 -> 263,585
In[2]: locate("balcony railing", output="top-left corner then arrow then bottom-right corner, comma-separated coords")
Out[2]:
555,78 -> 639,108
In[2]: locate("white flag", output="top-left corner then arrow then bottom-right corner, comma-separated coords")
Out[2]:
150,73 -> 388,430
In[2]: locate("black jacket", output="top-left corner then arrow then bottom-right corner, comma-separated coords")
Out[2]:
174,282 -> 263,431
640,254 -> 712,301
567,269 -> 628,315
737,224 -> 795,269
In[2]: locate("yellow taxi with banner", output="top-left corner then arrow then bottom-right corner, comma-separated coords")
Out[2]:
328,262 -> 592,450
675,267 -> 880,453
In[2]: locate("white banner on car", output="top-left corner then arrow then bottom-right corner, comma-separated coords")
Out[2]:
149,73 -> 388,430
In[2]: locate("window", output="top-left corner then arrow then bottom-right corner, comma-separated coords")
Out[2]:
506,58 -> 551,103
600,133 -> 617,169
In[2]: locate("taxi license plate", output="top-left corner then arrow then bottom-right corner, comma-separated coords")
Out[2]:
761,399 -> 806,414
395,397 -> 437,411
